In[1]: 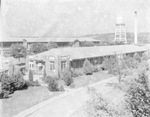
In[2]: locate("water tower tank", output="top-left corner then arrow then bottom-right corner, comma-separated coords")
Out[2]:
116,16 -> 123,24
114,16 -> 127,43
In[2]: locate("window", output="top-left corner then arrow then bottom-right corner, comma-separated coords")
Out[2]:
50,61 -> 55,71
49,56 -> 55,71
61,60 -> 67,71
29,63 -> 34,70
29,59 -> 34,70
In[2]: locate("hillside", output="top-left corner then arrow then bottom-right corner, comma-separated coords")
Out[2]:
80,32 -> 150,44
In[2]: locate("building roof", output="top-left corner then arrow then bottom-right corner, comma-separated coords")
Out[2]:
1,37 -> 99,43
32,45 -> 147,61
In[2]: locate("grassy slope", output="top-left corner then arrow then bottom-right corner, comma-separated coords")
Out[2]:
80,32 -> 150,44
74,71 -> 114,88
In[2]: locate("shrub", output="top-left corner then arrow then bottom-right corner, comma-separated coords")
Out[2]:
12,71 -> 25,90
93,66 -> 99,72
47,42 -> 58,50
70,69 -> 83,77
47,76 -> 59,91
102,57 -> 109,70
92,65 -> 102,73
70,82 -> 75,88
81,41 -> 95,47
125,71 -> 150,117
133,53 -> 141,62
1,71 -> 27,98
0,72 -> 7,82
43,68 -> 47,79
1,76 -> 14,97
138,61 -> 149,71
102,56 -> 119,75
29,70 -> 33,82
83,59 -> 94,75
126,57 -> 138,69
59,85 -> 65,91
25,80 -> 40,87
62,70 -> 73,86
141,52 -> 149,61
42,75 -> 58,84
85,87 -> 126,117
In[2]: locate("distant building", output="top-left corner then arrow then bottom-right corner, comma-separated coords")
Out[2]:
0,37 -> 100,52
72,39 -> 81,47
26,45 -> 147,78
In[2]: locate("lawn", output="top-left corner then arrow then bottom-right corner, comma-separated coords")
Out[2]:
2,86 -> 61,117
73,71 -> 114,88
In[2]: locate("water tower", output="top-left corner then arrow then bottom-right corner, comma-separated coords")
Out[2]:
114,16 -> 127,43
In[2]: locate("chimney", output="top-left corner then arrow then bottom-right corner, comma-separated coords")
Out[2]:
134,11 -> 138,44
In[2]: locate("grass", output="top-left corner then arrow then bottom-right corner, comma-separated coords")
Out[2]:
73,71 -> 114,88
2,86 -> 61,117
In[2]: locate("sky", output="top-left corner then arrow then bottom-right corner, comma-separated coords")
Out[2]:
1,0 -> 150,37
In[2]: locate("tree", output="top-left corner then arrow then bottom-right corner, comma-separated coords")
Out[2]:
83,59 -> 94,75
141,52 -> 149,61
126,71 -> 150,117
81,41 -> 95,47
11,43 -> 27,60
47,76 -> 59,91
62,70 -> 73,86
43,68 -> 47,79
12,71 -> 25,90
85,87 -> 125,117
133,53 -> 141,62
30,43 -> 48,54
29,70 -> 33,82
47,42 -> 58,50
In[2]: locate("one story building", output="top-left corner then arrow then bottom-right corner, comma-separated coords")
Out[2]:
26,45 -> 147,78
0,37 -> 100,48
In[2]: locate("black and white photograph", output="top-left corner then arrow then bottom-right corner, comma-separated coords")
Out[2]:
1,0 -> 150,117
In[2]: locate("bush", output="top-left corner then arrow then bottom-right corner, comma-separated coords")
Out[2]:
102,57 -> 110,70
141,52 -> 149,61
0,72 -> 7,82
62,70 -> 73,86
93,66 -> 99,72
81,41 -> 95,47
1,76 -> 14,96
43,68 -> 47,79
93,65 -> 102,72
102,56 -> 119,75
47,76 -> 59,91
123,56 -> 138,69
47,42 -> 58,49
83,59 -> 94,75
42,75 -> 58,84
133,53 -> 141,62
70,82 -> 75,88
125,71 -> 150,117
0,72 -> 26,98
70,69 -> 83,77
29,70 -> 33,82
25,80 -> 40,87
12,71 -> 25,90
59,85 -> 65,91
85,87 -> 126,117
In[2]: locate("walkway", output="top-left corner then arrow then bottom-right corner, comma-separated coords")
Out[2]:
14,77 -> 120,117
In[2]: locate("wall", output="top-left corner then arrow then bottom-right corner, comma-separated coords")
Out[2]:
45,56 -> 59,78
